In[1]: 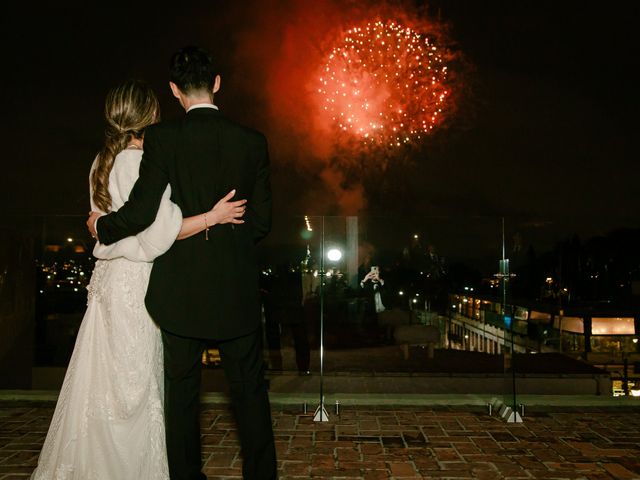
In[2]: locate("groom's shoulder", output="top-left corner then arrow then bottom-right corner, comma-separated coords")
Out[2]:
148,118 -> 181,135
223,117 -> 267,147
143,120 -> 180,143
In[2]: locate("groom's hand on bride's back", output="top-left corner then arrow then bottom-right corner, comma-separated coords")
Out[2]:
209,189 -> 247,226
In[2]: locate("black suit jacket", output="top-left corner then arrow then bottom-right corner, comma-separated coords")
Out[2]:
96,107 -> 272,340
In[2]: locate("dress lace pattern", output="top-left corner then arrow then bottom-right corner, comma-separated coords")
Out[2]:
30,149 -> 176,480
31,259 -> 169,480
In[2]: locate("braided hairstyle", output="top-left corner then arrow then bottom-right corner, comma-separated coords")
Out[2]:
91,79 -> 159,212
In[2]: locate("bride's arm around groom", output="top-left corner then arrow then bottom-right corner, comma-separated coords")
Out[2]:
90,151 -> 182,263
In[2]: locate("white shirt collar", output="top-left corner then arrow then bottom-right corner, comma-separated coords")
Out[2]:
187,103 -> 219,112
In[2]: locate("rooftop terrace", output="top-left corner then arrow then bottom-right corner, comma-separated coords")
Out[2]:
2,392 -> 640,479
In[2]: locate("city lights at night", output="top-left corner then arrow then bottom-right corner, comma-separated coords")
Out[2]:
318,20 -> 451,147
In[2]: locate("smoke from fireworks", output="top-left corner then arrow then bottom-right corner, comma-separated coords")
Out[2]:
318,20 -> 450,148
228,0 -> 464,214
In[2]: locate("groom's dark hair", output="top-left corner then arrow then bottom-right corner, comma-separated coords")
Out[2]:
169,45 -> 218,94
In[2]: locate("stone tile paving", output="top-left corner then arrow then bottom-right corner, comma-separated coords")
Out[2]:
1,403 -> 640,479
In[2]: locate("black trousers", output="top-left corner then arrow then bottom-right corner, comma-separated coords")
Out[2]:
162,328 -> 277,480
264,306 -> 310,372
289,322 -> 310,372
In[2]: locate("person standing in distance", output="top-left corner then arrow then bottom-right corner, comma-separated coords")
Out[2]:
88,46 -> 276,480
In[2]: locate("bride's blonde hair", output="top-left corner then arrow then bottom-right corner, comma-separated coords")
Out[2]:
91,79 -> 160,212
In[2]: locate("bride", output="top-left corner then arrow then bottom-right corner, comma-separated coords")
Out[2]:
31,79 -> 246,479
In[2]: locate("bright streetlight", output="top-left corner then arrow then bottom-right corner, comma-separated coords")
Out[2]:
327,248 -> 342,262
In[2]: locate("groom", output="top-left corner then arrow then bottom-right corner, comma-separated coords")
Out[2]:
88,46 -> 277,480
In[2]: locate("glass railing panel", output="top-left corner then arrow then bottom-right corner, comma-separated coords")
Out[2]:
277,216 -> 514,406
2,214 -> 639,409
500,218 -> 640,411
0,215 -> 93,389
35,216 -> 95,372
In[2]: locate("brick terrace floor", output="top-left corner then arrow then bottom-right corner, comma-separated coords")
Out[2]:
2,403 -> 640,479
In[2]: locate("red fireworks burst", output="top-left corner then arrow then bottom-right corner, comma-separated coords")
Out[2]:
318,20 -> 451,148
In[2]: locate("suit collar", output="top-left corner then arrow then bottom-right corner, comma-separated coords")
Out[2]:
187,103 -> 218,112
186,106 -> 222,116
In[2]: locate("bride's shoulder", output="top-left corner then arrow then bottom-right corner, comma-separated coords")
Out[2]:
114,148 -> 143,167
115,148 -> 143,161
111,148 -> 143,178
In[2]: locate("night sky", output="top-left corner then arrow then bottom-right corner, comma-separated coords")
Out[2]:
1,1 -> 638,249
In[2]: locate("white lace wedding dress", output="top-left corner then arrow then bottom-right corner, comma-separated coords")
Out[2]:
31,149 -> 182,480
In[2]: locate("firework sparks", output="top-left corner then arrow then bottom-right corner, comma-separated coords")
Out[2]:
318,20 -> 450,148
